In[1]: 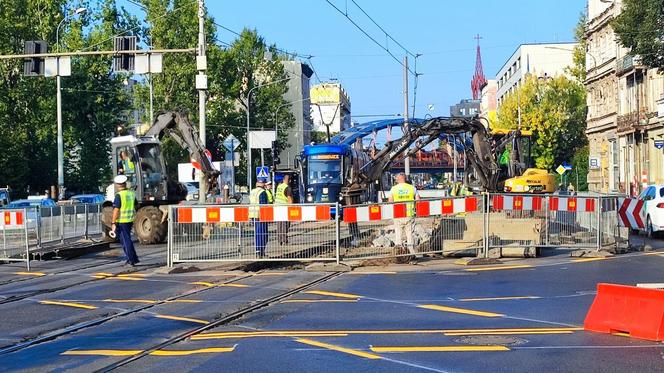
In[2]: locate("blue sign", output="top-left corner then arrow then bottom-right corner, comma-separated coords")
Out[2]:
655,140 -> 664,149
562,161 -> 573,171
256,166 -> 270,179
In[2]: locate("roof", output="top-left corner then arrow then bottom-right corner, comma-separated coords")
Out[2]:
303,144 -> 349,156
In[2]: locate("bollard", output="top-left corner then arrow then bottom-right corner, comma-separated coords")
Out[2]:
84,204 -> 89,239
335,203 -> 341,264
60,206 -> 65,244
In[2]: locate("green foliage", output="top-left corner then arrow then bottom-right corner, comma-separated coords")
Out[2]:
613,0 -> 664,70
571,145 -> 589,191
496,75 -> 587,171
567,11 -> 587,82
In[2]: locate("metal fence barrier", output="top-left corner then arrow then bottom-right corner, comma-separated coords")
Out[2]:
0,209 -> 30,270
25,204 -> 103,253
165,193 -> 628,266
168,203 -> 339,266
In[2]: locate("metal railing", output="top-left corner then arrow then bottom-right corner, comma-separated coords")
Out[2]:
27,204 -> 103,250
0,209 -> 30,269
168,203 -> 340,266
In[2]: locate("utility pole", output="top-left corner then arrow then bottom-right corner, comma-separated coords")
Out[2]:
403,56 -> 410,177
197,0 -> 207,202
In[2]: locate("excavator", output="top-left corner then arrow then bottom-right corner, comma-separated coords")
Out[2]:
101,111 -> 220,244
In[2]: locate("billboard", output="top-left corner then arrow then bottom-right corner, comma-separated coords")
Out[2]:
311,84 -> 340,104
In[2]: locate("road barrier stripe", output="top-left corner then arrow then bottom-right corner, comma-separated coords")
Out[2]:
344,197 -> 478,223
295,338 -> 382,359
40,300 -> 97,310
2,210 -> 25,227
418,304 -> 504,317
176,205 -> 331,223
370,345 -> 509,352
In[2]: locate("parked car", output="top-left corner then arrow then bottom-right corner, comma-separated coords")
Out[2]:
3,198 -> 57,230
636,184 -> 664,238
70,194 -> 105,204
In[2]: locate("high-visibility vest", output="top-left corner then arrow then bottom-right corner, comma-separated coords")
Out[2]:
116,189 -> 136,223
390,183 -> 416,217
249,187 -> 265,218
275,183 -> 289,204
123,159 -> 135,174
266,189 -> 274,204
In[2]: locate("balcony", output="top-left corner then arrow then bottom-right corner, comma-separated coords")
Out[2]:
617,110 -> 656,134
616,54 -> 643,75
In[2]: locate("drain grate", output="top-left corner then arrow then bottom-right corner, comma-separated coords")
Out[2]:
454,335 -> 528,346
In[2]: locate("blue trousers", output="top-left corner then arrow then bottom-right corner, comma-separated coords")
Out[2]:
253,219 -> 268,256
117,222 -> 139,265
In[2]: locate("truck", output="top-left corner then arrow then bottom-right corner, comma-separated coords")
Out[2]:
101,111 -> 220,244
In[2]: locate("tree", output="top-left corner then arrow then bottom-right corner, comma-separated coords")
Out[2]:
613,0 -> 664,70
496,75 -> 587,171
567,11 -> 587,82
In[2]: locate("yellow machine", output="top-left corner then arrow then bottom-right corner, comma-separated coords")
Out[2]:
503,168 -> 556,193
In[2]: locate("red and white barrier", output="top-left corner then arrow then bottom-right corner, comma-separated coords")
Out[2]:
617,198 -> 644,229
1,210 -> 24,227
176,205 -> 332,223
549,197 -> 596,212
492,195 -> 544,211
343,197 -> 478,223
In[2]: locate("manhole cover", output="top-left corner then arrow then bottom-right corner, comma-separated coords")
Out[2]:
438,271 -> 477,276
454,335 -> 528,346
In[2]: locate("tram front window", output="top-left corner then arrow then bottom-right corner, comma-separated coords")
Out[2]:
308,158 -> 341,184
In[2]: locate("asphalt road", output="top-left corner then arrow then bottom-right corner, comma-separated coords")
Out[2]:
0,239 -> 663,372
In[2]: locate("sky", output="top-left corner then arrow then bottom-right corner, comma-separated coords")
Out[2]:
120,0 -> 585,121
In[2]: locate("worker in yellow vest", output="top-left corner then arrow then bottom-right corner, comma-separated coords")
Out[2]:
111,175 -> 139,266
249,178 -> 269,257
388,172 -> 421,257
275,174 -> 294,245
265,180 -> 274,203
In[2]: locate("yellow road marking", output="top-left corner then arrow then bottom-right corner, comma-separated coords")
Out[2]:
13,271 -> 46,277
296,338 -> 381,360
282,299 -> 358,303
192,327 -> 581,340
166,299 -> 203,303
61,347 -> 235,357
192,333 -> 348,340
572,258 -> 608,263
91,275 -> 107,279
149,347 -> 235,356
304,290 -> 361,299
93,272 -> 113,277
39,300 -> 97,310
465,265 -> 533,272
217,283 -> 250,288
103,299 -> 157,304
643,251 -> 662,255
460,296 -> 540,302
191,281 -> 216,287
118,273 -> 147,277
370,345 -> 509,353
155,314 -> 209,325
612,332 -> 630,337
109,276 -> 144,281
444,331 -> 573,336
418,304 -> 504,318
62,349 -> 142,356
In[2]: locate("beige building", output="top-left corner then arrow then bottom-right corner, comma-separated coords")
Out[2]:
480,79 -> 497,127
310,82 -> 351,134
586,0 -> 664,194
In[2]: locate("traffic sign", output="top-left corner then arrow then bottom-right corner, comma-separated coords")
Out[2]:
618,198 -> 644,229
222,135 -> 240,151
556,165 -> 566,175
563,162 -> 573,171
655,140 -> 664,149
256,166 -> 270,179
589,157 -> 600,170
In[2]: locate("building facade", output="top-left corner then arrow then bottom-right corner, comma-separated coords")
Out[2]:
585,0 -> 664,194
310,82 -> 351,134
496,43 -> 576,107
450,99 -> 480,118
281,61 -> 314,168
480,79 -> 497,127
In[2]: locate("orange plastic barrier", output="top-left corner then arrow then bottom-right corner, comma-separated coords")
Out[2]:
584,283 -> 664,341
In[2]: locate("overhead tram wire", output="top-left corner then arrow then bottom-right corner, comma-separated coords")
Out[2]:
349,0 -> 417,59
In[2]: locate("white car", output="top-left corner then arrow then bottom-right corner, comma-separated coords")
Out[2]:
637,184 -> 664,238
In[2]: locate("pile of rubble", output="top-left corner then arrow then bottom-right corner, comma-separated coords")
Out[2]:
371,224 -> 432,248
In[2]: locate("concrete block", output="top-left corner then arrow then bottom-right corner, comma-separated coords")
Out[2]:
372,235 -> 393,248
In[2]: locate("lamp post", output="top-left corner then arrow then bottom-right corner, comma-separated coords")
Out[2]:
55,7 -> 86,200
245,76 -> 291,191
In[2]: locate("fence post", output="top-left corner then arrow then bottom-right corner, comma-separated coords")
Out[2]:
483,193 -> 490,259
167,205 -> 173,268
60,206 -> 65,244
24,209 -> 30,271
596,196 -> 602,251
84,204 -> 89,239
335,203 -> 341,264
545,195 -> 550,247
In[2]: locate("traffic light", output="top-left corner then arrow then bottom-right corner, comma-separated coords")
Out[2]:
23,40 -> 47,76
113,36 -> 137,72
271,140 -> 280,167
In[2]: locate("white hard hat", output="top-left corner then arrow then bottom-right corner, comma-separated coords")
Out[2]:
114,175 -> 128,184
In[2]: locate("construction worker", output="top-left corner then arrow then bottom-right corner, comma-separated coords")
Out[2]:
388,172 -> 421,257
249,178 -> 269,257
118,150 -> 135,175
265,180 -> 274,203
275,174 -> 294,245
111,175 -> 139,266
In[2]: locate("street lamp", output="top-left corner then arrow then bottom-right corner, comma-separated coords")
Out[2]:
55,7 -> 87,200
245,76 -> 292,190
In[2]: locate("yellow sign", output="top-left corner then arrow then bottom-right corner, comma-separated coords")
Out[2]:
311,85 -> 340,104
556,165 -> 566,175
